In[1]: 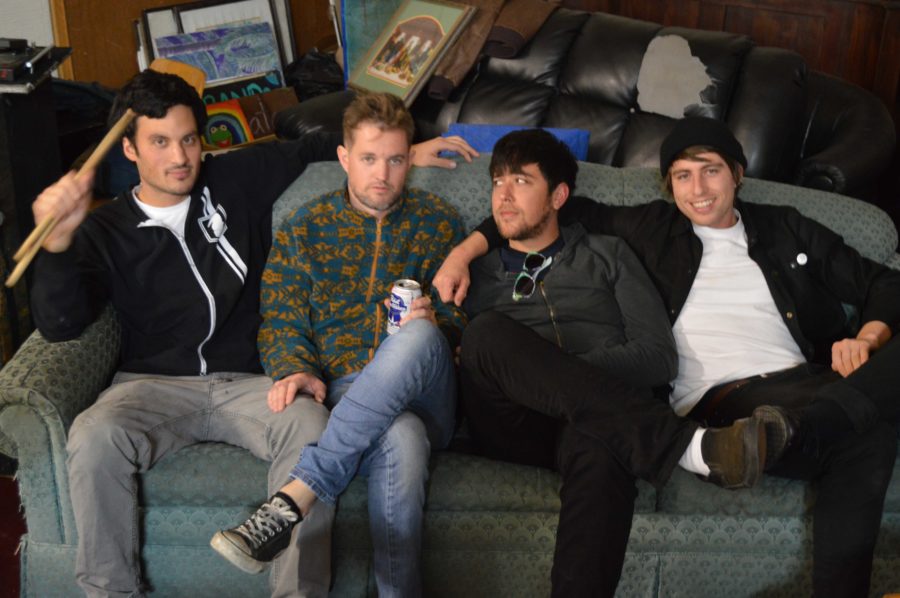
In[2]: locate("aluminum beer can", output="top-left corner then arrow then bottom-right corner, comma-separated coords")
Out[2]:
387,279 -> 423,335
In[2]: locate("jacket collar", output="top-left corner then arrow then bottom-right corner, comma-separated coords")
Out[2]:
668,199 -> 694,238
559,222 -> 585,252
733,198 -> 759,248
122,164 -> 212,227
123,185 -> 206,228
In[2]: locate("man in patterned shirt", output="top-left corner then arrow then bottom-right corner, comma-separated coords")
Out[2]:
211,91 -> 466,597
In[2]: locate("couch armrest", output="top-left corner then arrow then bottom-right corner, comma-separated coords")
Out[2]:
274,89 -> 356,140
886,253 -> 900,272
797,71 -> 897,199
0,307 -> 120,543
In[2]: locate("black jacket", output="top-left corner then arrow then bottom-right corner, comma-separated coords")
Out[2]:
32,134 -> 341,376
477,196 -> 900,365
465,224 -> 677,387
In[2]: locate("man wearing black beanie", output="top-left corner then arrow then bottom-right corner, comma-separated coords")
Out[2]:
436,115 -> 900,598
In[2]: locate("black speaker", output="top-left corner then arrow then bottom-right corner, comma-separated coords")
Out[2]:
0,77 -> 63,354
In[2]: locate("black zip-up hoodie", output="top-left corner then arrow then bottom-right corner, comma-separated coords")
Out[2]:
32,134 -> 340,376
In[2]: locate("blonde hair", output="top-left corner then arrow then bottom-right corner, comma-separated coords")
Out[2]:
342,92 -> 414,147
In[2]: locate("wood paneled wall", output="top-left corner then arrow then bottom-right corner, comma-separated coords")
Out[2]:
563,0 -> 899,111
50,0 -> 174,86
290,0 -> 338,55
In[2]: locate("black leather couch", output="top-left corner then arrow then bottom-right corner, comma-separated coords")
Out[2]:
276,9 -> 896,199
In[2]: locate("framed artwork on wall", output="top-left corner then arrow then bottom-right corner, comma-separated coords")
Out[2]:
141,0 -> 295,68
155,22 -> 282,85
140,6 -> 180,65
347,0 -> 474,106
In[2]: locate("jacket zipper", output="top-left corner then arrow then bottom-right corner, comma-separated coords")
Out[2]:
366,219 -> 383,359
176,234 -> 216,375
538,282 -> 563,347
139,222 -> 215,375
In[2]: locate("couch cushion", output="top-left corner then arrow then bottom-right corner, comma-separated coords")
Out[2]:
655,553 -> 811,598
140,445 -> 658,513
658,469 -> 811,516
428,451 -> 653,513
143,441 -> 900,533
142,443 -> 266,507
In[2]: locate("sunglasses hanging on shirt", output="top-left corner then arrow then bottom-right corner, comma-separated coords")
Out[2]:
512,252 -> 553,301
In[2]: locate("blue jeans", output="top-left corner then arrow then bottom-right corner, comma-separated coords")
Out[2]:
290,319 -> 456,598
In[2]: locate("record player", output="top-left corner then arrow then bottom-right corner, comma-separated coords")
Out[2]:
0,39 -> 54,83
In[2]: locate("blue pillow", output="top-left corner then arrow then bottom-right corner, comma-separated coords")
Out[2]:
444,123 -> 590,160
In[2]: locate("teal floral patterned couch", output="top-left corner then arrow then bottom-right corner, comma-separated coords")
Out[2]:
1,156 -> 898,597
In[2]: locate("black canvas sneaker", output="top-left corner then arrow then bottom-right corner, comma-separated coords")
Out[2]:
210,493 -> 302,574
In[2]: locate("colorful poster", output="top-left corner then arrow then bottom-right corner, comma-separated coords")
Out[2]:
204,99 -> 253,148
156,22 -> 282,84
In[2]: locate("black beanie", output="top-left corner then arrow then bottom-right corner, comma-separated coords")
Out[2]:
659,116 -> 747,176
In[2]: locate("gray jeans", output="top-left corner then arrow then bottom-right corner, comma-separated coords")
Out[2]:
66,372 -> 332,598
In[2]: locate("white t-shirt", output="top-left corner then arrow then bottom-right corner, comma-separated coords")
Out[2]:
133,188 -> 190,237
669,211 -> 805,415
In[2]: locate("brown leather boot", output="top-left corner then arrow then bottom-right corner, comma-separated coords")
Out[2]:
701,415 -> 766,489
752,405 -> 797,470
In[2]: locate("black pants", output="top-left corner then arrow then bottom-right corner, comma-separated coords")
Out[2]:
689,339 -> 900,598
459,312 -> 697,598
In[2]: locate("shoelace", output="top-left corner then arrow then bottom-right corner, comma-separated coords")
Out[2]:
236,497 -> 300,547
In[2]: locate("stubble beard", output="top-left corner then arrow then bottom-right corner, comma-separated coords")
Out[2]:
350,182 -> 402,215
140,171 -> 196,204
499,205 -> 553,242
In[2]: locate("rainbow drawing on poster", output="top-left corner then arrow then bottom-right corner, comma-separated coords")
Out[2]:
204,99 -> 254,148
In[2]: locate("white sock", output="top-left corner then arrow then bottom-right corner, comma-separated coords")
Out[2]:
677,428 -> 711,476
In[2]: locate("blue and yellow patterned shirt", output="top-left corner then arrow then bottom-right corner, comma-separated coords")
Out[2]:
259,187 -> 467,382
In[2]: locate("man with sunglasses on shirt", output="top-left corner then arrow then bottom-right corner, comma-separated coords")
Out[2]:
458,128 -> 793,598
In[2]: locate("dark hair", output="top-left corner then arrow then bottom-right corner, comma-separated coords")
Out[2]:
489,129 -> 577,193
663,145 -> 744,196
342,91 -> 414,146
108,70 -> 207,142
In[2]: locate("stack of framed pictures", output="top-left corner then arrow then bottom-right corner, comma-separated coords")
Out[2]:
346,0 -> 475,106
138,0 -> 299,150
139,0 -> 294,97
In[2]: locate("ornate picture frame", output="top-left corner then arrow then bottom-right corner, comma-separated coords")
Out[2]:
347,0 -> 474,106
